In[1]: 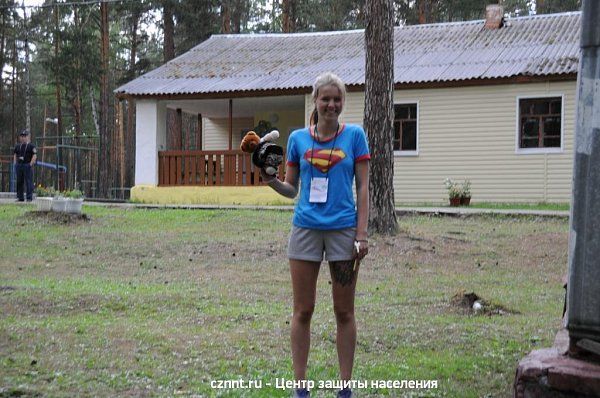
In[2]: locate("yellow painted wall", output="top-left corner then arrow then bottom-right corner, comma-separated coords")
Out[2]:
254,110 -> 305,147
201,112 -> 304,150
131,185 -> 295,206
314,81 -> 577,203
203,117 -> 254,150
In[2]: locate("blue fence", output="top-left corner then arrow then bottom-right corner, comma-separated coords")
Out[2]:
8,161 -> 67,192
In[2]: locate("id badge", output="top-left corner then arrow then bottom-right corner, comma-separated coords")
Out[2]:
309,177 -> 328,203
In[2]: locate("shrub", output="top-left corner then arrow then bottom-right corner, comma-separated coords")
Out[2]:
34,185 -> 56,197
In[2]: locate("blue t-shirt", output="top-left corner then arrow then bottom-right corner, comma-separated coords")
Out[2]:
286,123 -> 371,230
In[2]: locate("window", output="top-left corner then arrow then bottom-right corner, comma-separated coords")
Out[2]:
394,103 -> 418,153
519,97 -> 562,150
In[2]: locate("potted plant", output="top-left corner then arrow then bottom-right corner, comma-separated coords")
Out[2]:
64,189 -> 84,214
444,178 -> 462,206
51,191 -> 68,213
34,185 -> 55,211
460,180 -> 472,206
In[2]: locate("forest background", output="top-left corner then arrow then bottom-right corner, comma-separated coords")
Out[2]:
0,0 -> 581,198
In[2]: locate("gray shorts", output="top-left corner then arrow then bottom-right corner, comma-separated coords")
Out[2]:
288,226 -> 356,262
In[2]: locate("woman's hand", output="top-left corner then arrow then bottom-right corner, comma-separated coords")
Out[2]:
260,168 -> 277,183
263,164 -> 299,199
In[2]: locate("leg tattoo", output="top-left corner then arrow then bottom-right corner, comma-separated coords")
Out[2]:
330,261 -> 355,287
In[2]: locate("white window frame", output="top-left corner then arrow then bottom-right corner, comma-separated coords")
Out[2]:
394,100 -> 419,157
515,94 -> 565,155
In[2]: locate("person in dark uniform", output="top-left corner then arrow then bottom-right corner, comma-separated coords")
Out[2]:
13,129 -> 37,202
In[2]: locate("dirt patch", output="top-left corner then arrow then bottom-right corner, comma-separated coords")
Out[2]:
1,293 -> 105,317
25,211 -> 90,225
452,291 -> 480,309
441,235 -> 470,243
405,234 -> 428,242
451,290 -> 519,316
0,387 -> 42,397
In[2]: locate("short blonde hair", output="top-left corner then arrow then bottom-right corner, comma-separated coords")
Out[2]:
311,72 -> 346,102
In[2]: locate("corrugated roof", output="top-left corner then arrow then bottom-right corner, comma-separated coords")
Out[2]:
116,12 -> 580,97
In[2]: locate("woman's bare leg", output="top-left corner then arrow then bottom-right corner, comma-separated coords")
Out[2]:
290,259 -> 321,381
329,260 -> 359,381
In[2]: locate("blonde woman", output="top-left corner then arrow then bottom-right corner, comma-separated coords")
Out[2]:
263,72 -> 370,398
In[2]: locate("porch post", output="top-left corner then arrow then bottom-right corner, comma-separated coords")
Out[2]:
197,113 -> 203,150
135,99 -> 166,185
126,97 -> 136,188
176,108 -> 183,149
228,99 -> 233,150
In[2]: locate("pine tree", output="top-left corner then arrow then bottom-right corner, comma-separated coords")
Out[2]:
98,0 -> 110,197
364,0 -> 397,234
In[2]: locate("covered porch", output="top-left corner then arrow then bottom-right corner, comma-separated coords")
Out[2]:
131,94 -> 304,204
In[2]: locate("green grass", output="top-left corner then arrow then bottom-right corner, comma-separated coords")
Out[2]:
396,201 -> 569,211
0,204 -> 568,397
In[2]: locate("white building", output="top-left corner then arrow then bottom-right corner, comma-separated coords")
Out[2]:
116,10 -> 580,204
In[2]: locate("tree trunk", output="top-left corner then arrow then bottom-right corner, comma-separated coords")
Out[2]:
89,87 -> 100,136
42,105 -> 47,161
54,5 -> 63,139
163,1 -> 175,62
74,85 -> 82,139
85,92 -> 100,192
418,0 -> 427,24
22,2 -> 31,132
73,7 -> 82,139
98,0 -> 110,198
271,0 -> 277,32
126,10 -> 139,188
111,103 -> 119,196
0,12 -> 5,105
72,87 -> 82,195
231,0 -> 243,33
130,10 -> 139,79
364,0 -> 397,234
12,32 -> 16,137
0,10 -> 4,152
537,0 -> 545,14
221,2 -> 231,33
282,0 -> 294,33
0,12 -> 4,151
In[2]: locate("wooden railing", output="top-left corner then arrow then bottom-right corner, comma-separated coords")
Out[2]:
158,150 -> 286,186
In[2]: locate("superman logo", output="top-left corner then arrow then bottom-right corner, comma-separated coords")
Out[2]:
304,148 -> 346,173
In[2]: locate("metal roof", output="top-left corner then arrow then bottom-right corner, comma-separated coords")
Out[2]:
116,12 -> 581,97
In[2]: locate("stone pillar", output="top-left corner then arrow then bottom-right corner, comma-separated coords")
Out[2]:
514,3 -> 600,396
567,0 -> 600,346
135,100 -> 166,186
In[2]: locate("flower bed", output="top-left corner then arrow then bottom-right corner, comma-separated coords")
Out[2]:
34,186 -> 84,214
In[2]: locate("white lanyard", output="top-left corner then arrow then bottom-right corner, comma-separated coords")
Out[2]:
308,125 -> 339,203
309,124 -> 339,180
19,143 -> 28,162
